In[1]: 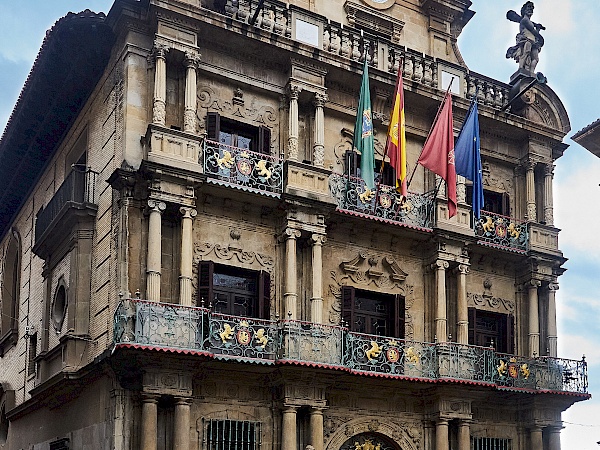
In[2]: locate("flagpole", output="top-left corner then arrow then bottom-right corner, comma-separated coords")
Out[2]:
406,77 -> 455,190
372,58 -> 405,214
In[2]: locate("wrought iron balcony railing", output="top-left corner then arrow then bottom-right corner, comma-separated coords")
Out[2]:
114,300 -> 588,395
35,168 -> 98,243
203,139 -> 284,196
329,173 -> 435,230
474,210 -> 528,253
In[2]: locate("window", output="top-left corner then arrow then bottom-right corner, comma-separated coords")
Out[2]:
344,150 -> 396,186
0,231 -> 21,353
204,419 -> 260,450
342,287 -> 404,338
198,262 -> 270,319
471,437 -> 512,450
206,112 -> 271,155
27,333 -> 37,376
467,186 -> 509,216
51,282 -> 68,332
468,308 -> 514,354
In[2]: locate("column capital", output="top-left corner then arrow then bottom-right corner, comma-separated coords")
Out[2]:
152,41 -> 170,58
184,51 -> 201,68
544,163 -> 555,177
524,158 -> 538,171
431,260 -> 449,271
310,233 -> 327,246
313,92 -> 328,108
179,206 -> 198,219
288,84 -> 302,99
283,227 -> 301,240
548,282 -> 559,291
174,396 -> 194,406
456,264 -> 470,275
526,279 -> 541,289
141,393 -> 161,403
148,199 -> 166,213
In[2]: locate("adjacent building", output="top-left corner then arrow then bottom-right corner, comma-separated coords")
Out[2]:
0,1 -> 589,449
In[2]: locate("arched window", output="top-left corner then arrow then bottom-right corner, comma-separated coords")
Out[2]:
1,231 -> 21,352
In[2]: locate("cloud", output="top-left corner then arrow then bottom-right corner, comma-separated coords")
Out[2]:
559,333 -> 600,364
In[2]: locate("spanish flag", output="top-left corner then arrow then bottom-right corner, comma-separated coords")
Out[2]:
385,66 -> 407,197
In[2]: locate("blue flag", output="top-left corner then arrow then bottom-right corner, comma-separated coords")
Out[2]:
455,100 -> 484,219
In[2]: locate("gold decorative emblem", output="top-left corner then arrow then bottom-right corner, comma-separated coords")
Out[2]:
365,341 -> 383,361
255,160 -> 272,180
482,216 -> 494,233
497,359 -> 508,377
237,329 -> 252,345
507,222 -> 520,239
217,150 -> 234,169
359,187 -> 375,204
405,346 -> 420,364
219,323 -> 235,343
520,363 -> 531,379
354,439 -> 382,450
255,328 -> 269,350
379,193 -> 392,209
386,347 -> 400,363
237,158 -> 252,176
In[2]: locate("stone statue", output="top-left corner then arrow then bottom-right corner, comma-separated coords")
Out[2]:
506,2 -> 545,76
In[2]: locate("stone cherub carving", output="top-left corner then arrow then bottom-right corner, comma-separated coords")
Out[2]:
506,2 -> 546,75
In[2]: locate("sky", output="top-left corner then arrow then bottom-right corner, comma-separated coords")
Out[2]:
0,0 -> 598,448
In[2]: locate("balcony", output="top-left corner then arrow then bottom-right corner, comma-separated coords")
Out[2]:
329,173 -> 435,230
203,139 -> 284,197
114,300 -> 589,395
33,168 -> 98,258
473,211 -> 528,253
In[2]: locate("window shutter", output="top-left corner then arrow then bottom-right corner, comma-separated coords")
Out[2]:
468,307 -> 476,346
198,261 -> 214,307
341,286 -> 355,329
506,314 -> 515,354
394,294 -> 406,339
258,126 -> 271,155
502,193 -> 510,217
258,270 -> 271,320
206,112 -> 220,141
344,150 -> 358,177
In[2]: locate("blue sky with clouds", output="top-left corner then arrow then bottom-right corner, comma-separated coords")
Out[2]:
1,0 -> 598,448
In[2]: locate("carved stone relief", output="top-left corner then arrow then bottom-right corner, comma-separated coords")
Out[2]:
325,416 -> 422,450
328,252 -> 415,339
467,293 -> 515,314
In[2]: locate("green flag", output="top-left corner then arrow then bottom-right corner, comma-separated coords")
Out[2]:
353,59 -> 375,190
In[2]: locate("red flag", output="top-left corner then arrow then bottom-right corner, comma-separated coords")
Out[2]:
385,66 -> 407,196
417,91 -> 457,217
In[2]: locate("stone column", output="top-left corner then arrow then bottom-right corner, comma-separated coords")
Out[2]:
548,426 -> 562,450
530,426 -> 543,450
525,159 -> 537,221
435,419 -> 449,450
146,200 -> 166,301
284,228 -> 301,319
281,406 -> 297,450
456,175 -> 466,204
313,92 -> 327,167
173,397 -> 192,450
547,282 -> 559,357
456,264 -> 469,345
310,234 -> 326,324
152,43 -> 169,126
140,395 -> 159,450
433,260 -> 449,342
179,207 -> 197,306
544,164 -> 555,226
183,52 -> 200,134
528,280 -> 541,357
288,85 -> 301,161
309,407 -> 324,450
457,420 -> 470,450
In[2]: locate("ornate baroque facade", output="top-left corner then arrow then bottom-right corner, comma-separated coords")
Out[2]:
0,1 -> 589,450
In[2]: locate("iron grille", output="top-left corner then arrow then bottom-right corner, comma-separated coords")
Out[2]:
204,419 -> 261,450
471,437 -> 512,450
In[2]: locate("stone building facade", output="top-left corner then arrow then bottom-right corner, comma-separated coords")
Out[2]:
0,1 -> 589,449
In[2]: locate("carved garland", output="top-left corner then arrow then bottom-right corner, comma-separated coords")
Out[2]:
325,416 -> 422,450
328,252 -> 415,339
467,292 -> 515,314
192,242 -> 275,312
